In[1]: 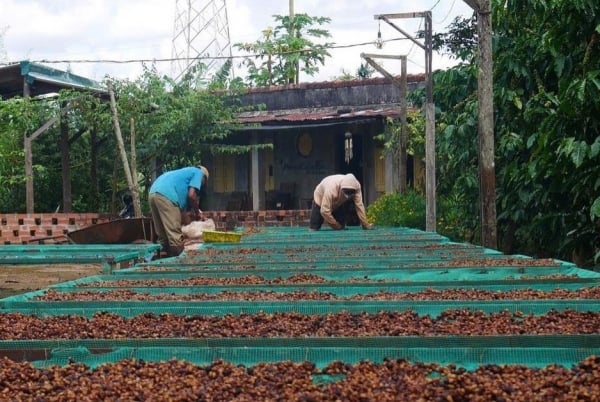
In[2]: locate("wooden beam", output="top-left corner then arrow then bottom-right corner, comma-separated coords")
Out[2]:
361,53 -> 405,60
361,54 -> 396,81
463,0 -> 479,11
376,16 -> 425,50
374,12 -> 429,19
28,116 -> 58,141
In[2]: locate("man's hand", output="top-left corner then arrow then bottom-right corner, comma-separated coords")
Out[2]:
362,223 -> 375,230
331,222 -> 344,230
181,211 -> 194,226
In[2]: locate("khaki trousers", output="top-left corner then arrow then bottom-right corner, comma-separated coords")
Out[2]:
149,193 -> 184,255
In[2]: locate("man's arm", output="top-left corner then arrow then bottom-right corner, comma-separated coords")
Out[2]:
187,187 -> 202,220
353,193 -> 374,229
320,194 -> 343,229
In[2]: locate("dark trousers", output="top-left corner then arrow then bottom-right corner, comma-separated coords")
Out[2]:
309,200 -> 351,230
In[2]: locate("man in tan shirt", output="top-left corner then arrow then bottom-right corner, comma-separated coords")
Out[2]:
310,173 -> 374,231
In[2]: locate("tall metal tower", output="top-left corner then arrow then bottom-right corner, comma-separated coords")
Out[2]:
171,0 -> 232,82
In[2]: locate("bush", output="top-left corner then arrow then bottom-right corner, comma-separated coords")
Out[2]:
367,191 -> 426,229
367,190 -> 477,243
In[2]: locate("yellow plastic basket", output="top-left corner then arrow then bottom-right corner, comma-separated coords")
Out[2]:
202,230 -> 242,243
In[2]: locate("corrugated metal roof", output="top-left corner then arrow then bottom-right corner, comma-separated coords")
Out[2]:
0,61 -> 106,99
235,104 -> 403,125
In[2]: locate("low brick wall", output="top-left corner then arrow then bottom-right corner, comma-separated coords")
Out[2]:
0,210 -> 311,245
0,213 -> 110,245
204,210 -> 311,230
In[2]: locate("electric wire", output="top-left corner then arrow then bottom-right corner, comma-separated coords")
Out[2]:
1,37 -> 414,67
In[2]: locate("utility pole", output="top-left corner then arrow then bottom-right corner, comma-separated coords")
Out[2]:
374,12 -> 436,232
464,0 -> 497,249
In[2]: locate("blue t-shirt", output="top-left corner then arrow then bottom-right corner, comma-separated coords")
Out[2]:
149,167 -> 205,209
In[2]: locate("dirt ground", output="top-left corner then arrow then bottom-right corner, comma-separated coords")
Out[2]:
0,264 -> 102,299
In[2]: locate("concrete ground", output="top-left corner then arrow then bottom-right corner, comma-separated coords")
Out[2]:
0,264 -> 102,298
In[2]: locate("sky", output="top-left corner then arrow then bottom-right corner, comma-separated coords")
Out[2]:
0,0 -> 474,84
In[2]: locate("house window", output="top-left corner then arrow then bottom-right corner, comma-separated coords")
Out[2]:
374,147 -> 385,193
213,153 -> 236,193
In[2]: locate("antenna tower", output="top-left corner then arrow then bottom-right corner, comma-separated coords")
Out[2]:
171,0 -> 232,81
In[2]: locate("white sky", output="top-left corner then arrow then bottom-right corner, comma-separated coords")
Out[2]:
0,0 -> 474,83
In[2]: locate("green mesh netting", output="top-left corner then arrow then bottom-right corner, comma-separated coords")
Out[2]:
1,226 -> 599,370
1,336 -> 599,370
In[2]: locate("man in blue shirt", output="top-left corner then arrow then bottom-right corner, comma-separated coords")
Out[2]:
149,165 -> 209,257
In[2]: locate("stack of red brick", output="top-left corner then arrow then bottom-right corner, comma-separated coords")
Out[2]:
0,213 -> 109,245
0,210 -> 311,245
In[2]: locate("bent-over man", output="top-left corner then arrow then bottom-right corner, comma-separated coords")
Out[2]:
149,165 -> 209,257
310,173 -> 374,231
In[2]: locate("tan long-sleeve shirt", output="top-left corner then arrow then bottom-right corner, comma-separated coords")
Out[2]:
313,173 -> 370,229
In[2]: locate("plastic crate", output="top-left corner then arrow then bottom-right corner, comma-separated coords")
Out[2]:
203,230 -> 242,243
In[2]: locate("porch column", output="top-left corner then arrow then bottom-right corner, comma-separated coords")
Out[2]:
251,133 -> 260,211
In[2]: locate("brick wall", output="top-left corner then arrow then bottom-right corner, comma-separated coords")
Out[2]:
0,210 -> 311,245
0,213 -> 110,244
205,209 -> 311,230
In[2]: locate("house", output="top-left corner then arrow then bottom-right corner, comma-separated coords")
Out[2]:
202,75 -> 425,212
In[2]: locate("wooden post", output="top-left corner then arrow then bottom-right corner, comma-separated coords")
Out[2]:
24,135 -> 34,214
60,102 -> 72,213
24,116 -> 59,213
372,11 -> 436,231
477,0 -> 497,248
399,56 -> 408,193
108,84 -> 137,215
129,118 -> 142,217
425,102 -> 436,232
423,11 -> 436,232
464,0 -> 497,248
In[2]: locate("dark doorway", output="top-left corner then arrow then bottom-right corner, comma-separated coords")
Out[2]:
336,132 -> 364,226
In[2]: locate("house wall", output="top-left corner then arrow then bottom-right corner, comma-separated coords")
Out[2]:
237,76 -> 424,110
202,120 -> 389,211
208,76 -> 425,211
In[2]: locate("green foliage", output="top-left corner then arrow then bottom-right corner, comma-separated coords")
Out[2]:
0,62 -> 243,213
428,0 -> 600,266
234,13 -> 333,86
367,190 -> 477,243
437,190 -> 479,243
357,63 -> 375,79
332,63 -> 375,81
0,96 -> 59,212
375,110 -> 426,162
428,14 -> 477,62
367,191 -> 426,230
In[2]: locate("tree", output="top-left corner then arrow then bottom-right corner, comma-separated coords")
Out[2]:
234,13 -> 333,86
0,62 -> 244,214
429,0 -> 600,266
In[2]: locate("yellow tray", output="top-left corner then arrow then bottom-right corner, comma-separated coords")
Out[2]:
203,230 -> 242,243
